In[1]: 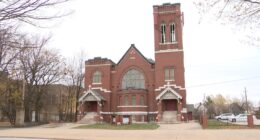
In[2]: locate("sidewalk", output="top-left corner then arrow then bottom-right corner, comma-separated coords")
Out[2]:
0,122 -> 260,140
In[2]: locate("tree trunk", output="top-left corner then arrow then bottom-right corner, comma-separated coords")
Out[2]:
74,101 -> 79,122
24,105 -> 30,122
74,87 -> 80,122
35,110 -> 39,122
70,101 -> 73,122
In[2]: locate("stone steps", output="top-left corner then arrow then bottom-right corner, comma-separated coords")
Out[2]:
162,111 -> 178,123
77,112 -> 97,124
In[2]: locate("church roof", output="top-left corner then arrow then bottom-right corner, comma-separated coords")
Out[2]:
117,44 -> 155,65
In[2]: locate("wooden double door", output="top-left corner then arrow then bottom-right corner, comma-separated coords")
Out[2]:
86,101 -> 97,112
163,99 -> 177,111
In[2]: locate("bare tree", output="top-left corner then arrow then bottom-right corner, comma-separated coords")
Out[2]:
0,26 -> 27,125
0,71 -> 23,126
0,0 -> 71,26
0,26 -> 24,72
203,96 -> 216,119
61,52 -> 85,122
194,0 -> 260,47
0,0 -> 71,71
199,93 -> 254,117
194,0 -> 260,24
19,37 -> 64,122
0,0 -> 72,124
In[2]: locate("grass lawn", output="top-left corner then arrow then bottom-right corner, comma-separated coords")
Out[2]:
75,123 -> 160,130
207,119 -> 260,129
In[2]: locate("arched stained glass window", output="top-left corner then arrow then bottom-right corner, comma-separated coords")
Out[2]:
122,69 -> 145,89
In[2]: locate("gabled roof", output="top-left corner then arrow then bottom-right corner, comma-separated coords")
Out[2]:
156,86 -> 182,100
117,44 -> 155,65
78,89 -> 105,102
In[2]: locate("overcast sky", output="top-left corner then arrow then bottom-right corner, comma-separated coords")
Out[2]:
25,0 -> 260,106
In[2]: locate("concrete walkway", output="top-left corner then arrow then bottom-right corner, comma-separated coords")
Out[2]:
0,122 -> 260,140
158,121 -> 202,130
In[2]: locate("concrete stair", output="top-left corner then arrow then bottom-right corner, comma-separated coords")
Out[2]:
161,111 -> 178,123
77,112 -> 97,124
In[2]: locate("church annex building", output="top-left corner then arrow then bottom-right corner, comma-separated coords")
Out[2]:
78,3 -> 187,124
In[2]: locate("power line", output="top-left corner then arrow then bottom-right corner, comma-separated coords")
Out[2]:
185,54 -> 260,69
186,75 -> 260,88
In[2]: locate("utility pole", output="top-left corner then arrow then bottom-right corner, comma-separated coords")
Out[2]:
244,87 -> 249,114
203,93 -> 206,115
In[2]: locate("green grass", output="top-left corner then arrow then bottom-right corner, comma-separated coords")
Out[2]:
75,123 -> 160,130
207,119 -> 260,129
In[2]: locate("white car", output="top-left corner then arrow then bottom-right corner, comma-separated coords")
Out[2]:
215,113 -> 235,120
229,114 -> 257,122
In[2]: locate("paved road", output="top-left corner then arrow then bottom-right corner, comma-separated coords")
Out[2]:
0,138 -> 48,140
0,122 -> 260,140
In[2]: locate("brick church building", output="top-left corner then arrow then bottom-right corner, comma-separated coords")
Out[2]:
78,3 -> 186,124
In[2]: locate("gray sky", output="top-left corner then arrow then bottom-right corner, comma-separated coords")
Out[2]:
26,0 -> 260,106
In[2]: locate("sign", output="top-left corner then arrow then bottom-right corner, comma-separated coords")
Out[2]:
123,116 -> 129,124
181,108 -> 187,113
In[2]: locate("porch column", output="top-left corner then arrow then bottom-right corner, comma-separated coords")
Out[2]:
96,101 -> 102,122
177,100 -> 182,121
80,102 -> 84,114
157,100 -> 162,122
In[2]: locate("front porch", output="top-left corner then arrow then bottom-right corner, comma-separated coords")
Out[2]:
156,86 -> 183,123
77,89 -> 105,123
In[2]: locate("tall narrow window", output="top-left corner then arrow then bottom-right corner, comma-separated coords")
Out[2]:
119,96 -> 122,105
124,96 -> 129,105
92,71 -> 101,83
132,95 -> 136,105
140,95 -> 145,105
165,68 -> 174,81
170,23 -> 176,42
160,24 -> 166,43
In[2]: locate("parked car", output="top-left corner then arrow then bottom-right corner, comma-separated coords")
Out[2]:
215,113 -> 235,121
229,114 -> 257,122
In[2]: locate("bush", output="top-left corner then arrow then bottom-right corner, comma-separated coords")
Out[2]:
255,111 -> 260,119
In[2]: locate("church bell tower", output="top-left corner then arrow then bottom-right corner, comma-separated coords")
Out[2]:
153,3 -> 186,119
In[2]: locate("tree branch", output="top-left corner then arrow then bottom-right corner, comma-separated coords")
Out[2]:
244,0 -> 260,5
